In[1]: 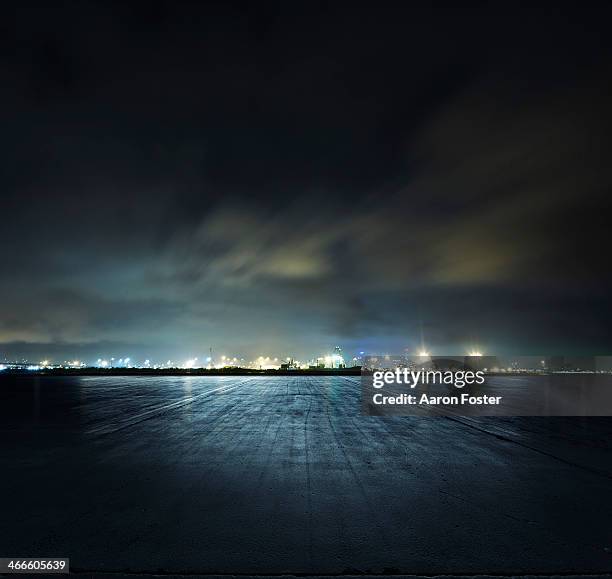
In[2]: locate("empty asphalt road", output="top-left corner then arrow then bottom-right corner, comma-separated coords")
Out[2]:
1,375 -> 611,575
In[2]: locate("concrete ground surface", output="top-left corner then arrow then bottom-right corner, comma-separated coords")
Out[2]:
0,375 -> 611,576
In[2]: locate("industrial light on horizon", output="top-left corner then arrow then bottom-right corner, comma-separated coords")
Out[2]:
183,358 -> 198,369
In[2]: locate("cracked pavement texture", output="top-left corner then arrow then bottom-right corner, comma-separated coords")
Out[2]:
1,375 -> 611,575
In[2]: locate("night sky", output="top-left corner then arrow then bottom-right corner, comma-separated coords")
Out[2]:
1,1 -> 611,362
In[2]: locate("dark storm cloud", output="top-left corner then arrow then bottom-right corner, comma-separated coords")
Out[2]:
1,1 -> 611,361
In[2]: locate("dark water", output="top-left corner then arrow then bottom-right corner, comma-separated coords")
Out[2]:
1,375 -> 611,574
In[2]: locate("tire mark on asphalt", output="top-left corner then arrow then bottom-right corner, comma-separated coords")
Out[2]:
37,379 -> 258,545
322,377 -> 393,554
443,415 -> 612,480
303,380 -> 315,568
86,379 -> 251,436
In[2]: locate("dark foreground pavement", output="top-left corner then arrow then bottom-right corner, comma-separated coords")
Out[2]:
0,375 -> 611,576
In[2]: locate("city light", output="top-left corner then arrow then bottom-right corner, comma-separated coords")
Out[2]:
256,355 -> 281,370
323,354 -> 344,367
320,350 -> 345,369
183,358 -> 198,369
2,352 -> 610,374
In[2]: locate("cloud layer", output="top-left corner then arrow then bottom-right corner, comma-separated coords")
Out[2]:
1,2 -> 611,360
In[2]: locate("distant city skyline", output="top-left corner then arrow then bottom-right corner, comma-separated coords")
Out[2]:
4,348 -> 612,374
0,343 -> 529,366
